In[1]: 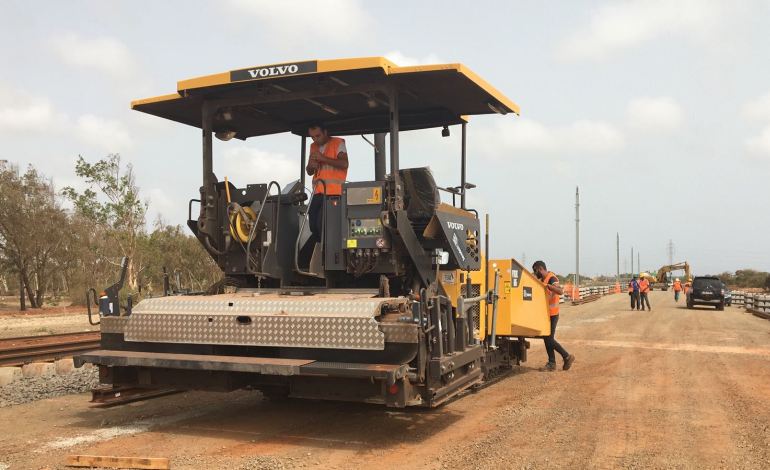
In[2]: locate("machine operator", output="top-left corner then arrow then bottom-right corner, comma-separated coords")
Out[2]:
533,260 -> 576,372
299,122 -> 349,267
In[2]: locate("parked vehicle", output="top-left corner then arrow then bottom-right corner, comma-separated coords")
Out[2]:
687,276 -> 725,310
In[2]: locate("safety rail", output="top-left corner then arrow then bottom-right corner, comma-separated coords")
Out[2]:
728,292 -> 770,319
562,284 -> 618,302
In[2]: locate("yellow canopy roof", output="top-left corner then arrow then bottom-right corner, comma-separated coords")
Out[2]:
131,57 -> 519,138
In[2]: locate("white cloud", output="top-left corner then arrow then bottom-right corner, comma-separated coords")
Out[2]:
147,188 -> 176,221
557,0 -> 726,61
51,33 -> 138,78
75,114 -> 133,152
746,125 -> 770,158
217,147 -> 297,188
0,84 -> 65,133
385,51 -> 442,67
227,0 -> 370,43
743,92 -> 770,122
477,118 -> 624,157
626,97 -> 684,132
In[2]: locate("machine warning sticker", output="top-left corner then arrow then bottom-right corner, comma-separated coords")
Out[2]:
346,239 -> 357,248
511,267 -> 521,288
230,61 -> 318,82
503,281 -> 511,294
523,286 -> 533,301
441,272 -> 456,284
366,187 -> 382,204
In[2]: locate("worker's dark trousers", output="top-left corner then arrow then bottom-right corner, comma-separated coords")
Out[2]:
544,315 -> 569,364
674,291 -> 680,302
299,195 -> 326,266
630,292 -> 640,309
640,292 -> 651,310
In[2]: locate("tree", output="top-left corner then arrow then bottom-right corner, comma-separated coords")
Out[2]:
63,154 -> 147,290
0,165 -> 70,308
137,219 -> 220,295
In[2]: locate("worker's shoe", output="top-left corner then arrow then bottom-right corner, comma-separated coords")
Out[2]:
540,362 -> 556,372
563,354 -> 576,371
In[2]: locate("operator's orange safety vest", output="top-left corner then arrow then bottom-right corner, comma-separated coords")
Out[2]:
311,137 -> 347,196
673,280 -> 682,292
639,279 -> 650,293
543,271 -> 560,316
628,282 -> 633,293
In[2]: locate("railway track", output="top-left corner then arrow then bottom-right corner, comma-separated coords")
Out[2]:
0,331 -> 100,367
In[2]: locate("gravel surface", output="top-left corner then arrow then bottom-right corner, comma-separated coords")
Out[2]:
0,292 -> 768,469
0,310 -> 96,339
0,365 -> 98,407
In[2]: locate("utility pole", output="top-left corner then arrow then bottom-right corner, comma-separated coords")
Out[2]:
667,239 -> 674,266
616,232 -> 620,283
631,246 -> 634,275
575,186 -> 580,289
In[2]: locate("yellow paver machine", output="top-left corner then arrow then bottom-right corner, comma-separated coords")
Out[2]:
77,57 -> 550,407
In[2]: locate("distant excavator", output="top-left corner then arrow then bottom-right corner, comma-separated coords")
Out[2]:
652,262 -> 691,290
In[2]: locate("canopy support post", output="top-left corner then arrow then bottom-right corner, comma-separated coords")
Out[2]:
461,122 -> 467,209
200,102 -> 217,241
388,88 -> 402,209
300,135 -> 307,190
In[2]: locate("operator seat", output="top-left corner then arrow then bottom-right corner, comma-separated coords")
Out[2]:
399,167 -> 440,231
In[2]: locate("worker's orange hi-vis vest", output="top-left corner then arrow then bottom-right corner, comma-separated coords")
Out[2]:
543,271 -> 560,316
628,282 -> 634,293
673,281 -> 682,292
639,279 -> 650,293
311,137 -> 346,196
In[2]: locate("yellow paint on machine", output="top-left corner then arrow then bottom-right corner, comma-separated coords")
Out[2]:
440,256 -> 550,341
482,258 -> 550,338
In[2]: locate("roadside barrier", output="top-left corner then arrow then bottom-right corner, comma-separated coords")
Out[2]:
730,292 -> 770,320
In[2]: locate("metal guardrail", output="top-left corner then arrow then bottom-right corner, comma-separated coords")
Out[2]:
729,292 -> 770,318
563,285 -> 615,302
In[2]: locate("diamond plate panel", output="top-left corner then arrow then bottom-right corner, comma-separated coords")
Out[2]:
380,323 -> 418,343
124,295 -> 404,350
100,316 -> 128,334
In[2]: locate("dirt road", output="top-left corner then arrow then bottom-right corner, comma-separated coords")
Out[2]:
1,291 -> 769,469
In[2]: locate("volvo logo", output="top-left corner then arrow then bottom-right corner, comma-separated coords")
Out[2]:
447,221 -> 464,230
247,64 -> 300,78
230,61 -> 318,83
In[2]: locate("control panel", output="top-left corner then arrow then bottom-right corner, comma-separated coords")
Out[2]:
349,218 -> 383,238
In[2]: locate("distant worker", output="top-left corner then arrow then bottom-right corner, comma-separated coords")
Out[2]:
684,278 -> 692,296
533,261 -> 576,372
299,122 -> 349,267
639,276 -> 651,311
628,279 -> 635,309
673,278 -> 683,302
630,275 -> 641,310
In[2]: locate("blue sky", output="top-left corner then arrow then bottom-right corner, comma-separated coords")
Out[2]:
1,0 -> 769,276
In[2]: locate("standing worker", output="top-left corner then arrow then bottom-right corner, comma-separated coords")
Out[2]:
628,279 -> 635,309
639,275 -> 652,311
532,261 -> 576,372
673,278 -> 682,302
299,122 -> 349,267
630,275 -> 641,310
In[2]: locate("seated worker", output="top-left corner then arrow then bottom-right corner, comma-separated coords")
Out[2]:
299,122 -> 349,268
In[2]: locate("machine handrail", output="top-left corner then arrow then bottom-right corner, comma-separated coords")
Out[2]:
245,181 -> 281,278
294,178 -> 329,277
